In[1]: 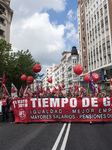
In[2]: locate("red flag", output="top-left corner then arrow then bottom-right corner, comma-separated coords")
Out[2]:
2,72 -> 6,87
70,87 -> 72,96
54,86 -> 57,92
46,87 -> 51,94
11,83 -> 18,99
58,85 -> 62,92
48,88 -> 51,94
52,86 -> 58,95
40,86 -> 43,94
19,86 -> 23,93
80,85 -> 84,96
24,86 -> 29,95
74,81 -> 79,92
80,85 -> 86,96
98,84 -> 101,94
2,84 -> 9,96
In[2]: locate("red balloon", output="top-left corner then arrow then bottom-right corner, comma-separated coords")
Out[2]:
21,75 -> 26,81
73,65 -> 83,75
48,78 -> 52,83
26,76 -> 34,84
92,73 -> 100,82
62,84 -> 65,88
33,64 -> 41,73
84,74 -> 90,83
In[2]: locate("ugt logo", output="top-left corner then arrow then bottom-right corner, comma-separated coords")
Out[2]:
19,109 -> 26,120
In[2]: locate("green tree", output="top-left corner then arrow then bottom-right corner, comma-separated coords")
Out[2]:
5,49 -> 43,92
0,39 -> 12,76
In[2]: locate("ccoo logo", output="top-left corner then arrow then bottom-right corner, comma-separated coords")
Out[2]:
19,109 -> 26,120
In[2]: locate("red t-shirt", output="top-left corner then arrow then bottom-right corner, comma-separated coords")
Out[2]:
1,98 -> 7,106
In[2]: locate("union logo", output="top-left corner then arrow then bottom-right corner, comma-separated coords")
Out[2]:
19,109 -> 26,120
95,75 -> 98,79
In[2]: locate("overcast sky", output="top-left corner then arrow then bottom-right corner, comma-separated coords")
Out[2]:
10,0 -> 79,75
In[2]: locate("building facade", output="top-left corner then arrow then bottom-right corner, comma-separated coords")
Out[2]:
78,0 -> 112,87
0,0 -> 13,42
42,46 -> 79,92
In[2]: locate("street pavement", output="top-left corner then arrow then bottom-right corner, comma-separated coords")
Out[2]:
0,119 -> 112,150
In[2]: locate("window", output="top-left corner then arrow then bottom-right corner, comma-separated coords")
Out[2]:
92,28 -> 94,35
104,4 -> 107,13
82,28 -> 85,33
100,8 -> 103,16
81,10 -> 84,16
104,56 -> 106,65
95,26 -> 97,33
89,21 -> 91,27
83,47 -> 86,52
108,54 -> 111,63
92,18 -> 93,24
99,45 -> 101,52
93,50 -> 95,56
105,16 -> 108,24
100,58 -> 102,65
88,33 -> 89,40
0,4 -> 5,14
82,19 -> 84,25
96,48 -> 98,54
84,56 -> 86,61
83,37 -> 85,43
98,23 -> 100,31
87,23 -> 89,30
97,60 -> 99,67
107,40 -> 110,49
0,17 -> 5,24
102,43 -> 106,51
97,11 -> 99,19
81,2 -> 84,8
84,66 -> 87,71
89,53 -> 90,59
94,61 -> 96,69
0,29 -> 4,36
90,31 -> 91,37
101,19 -> 104,28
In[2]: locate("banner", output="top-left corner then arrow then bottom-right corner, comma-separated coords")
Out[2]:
11,97 -> 112,123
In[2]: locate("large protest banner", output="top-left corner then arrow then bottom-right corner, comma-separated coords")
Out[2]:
11,97 -> 112,123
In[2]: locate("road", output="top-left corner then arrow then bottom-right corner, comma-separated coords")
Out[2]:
0,120 -> 112,150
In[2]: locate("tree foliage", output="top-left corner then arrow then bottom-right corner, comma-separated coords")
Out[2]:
0,39 -> 12,76
0,39 -> 44,92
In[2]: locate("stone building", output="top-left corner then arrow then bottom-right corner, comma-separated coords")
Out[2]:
0,0 -> 13,42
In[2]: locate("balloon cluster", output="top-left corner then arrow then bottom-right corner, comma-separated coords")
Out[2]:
21,64 -> 41,84
84,73 -> 100,83
73,65 -> 100,83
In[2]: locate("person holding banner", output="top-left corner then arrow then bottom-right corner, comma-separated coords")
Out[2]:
9,97 -> 15,123
1,94 -> 8,121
